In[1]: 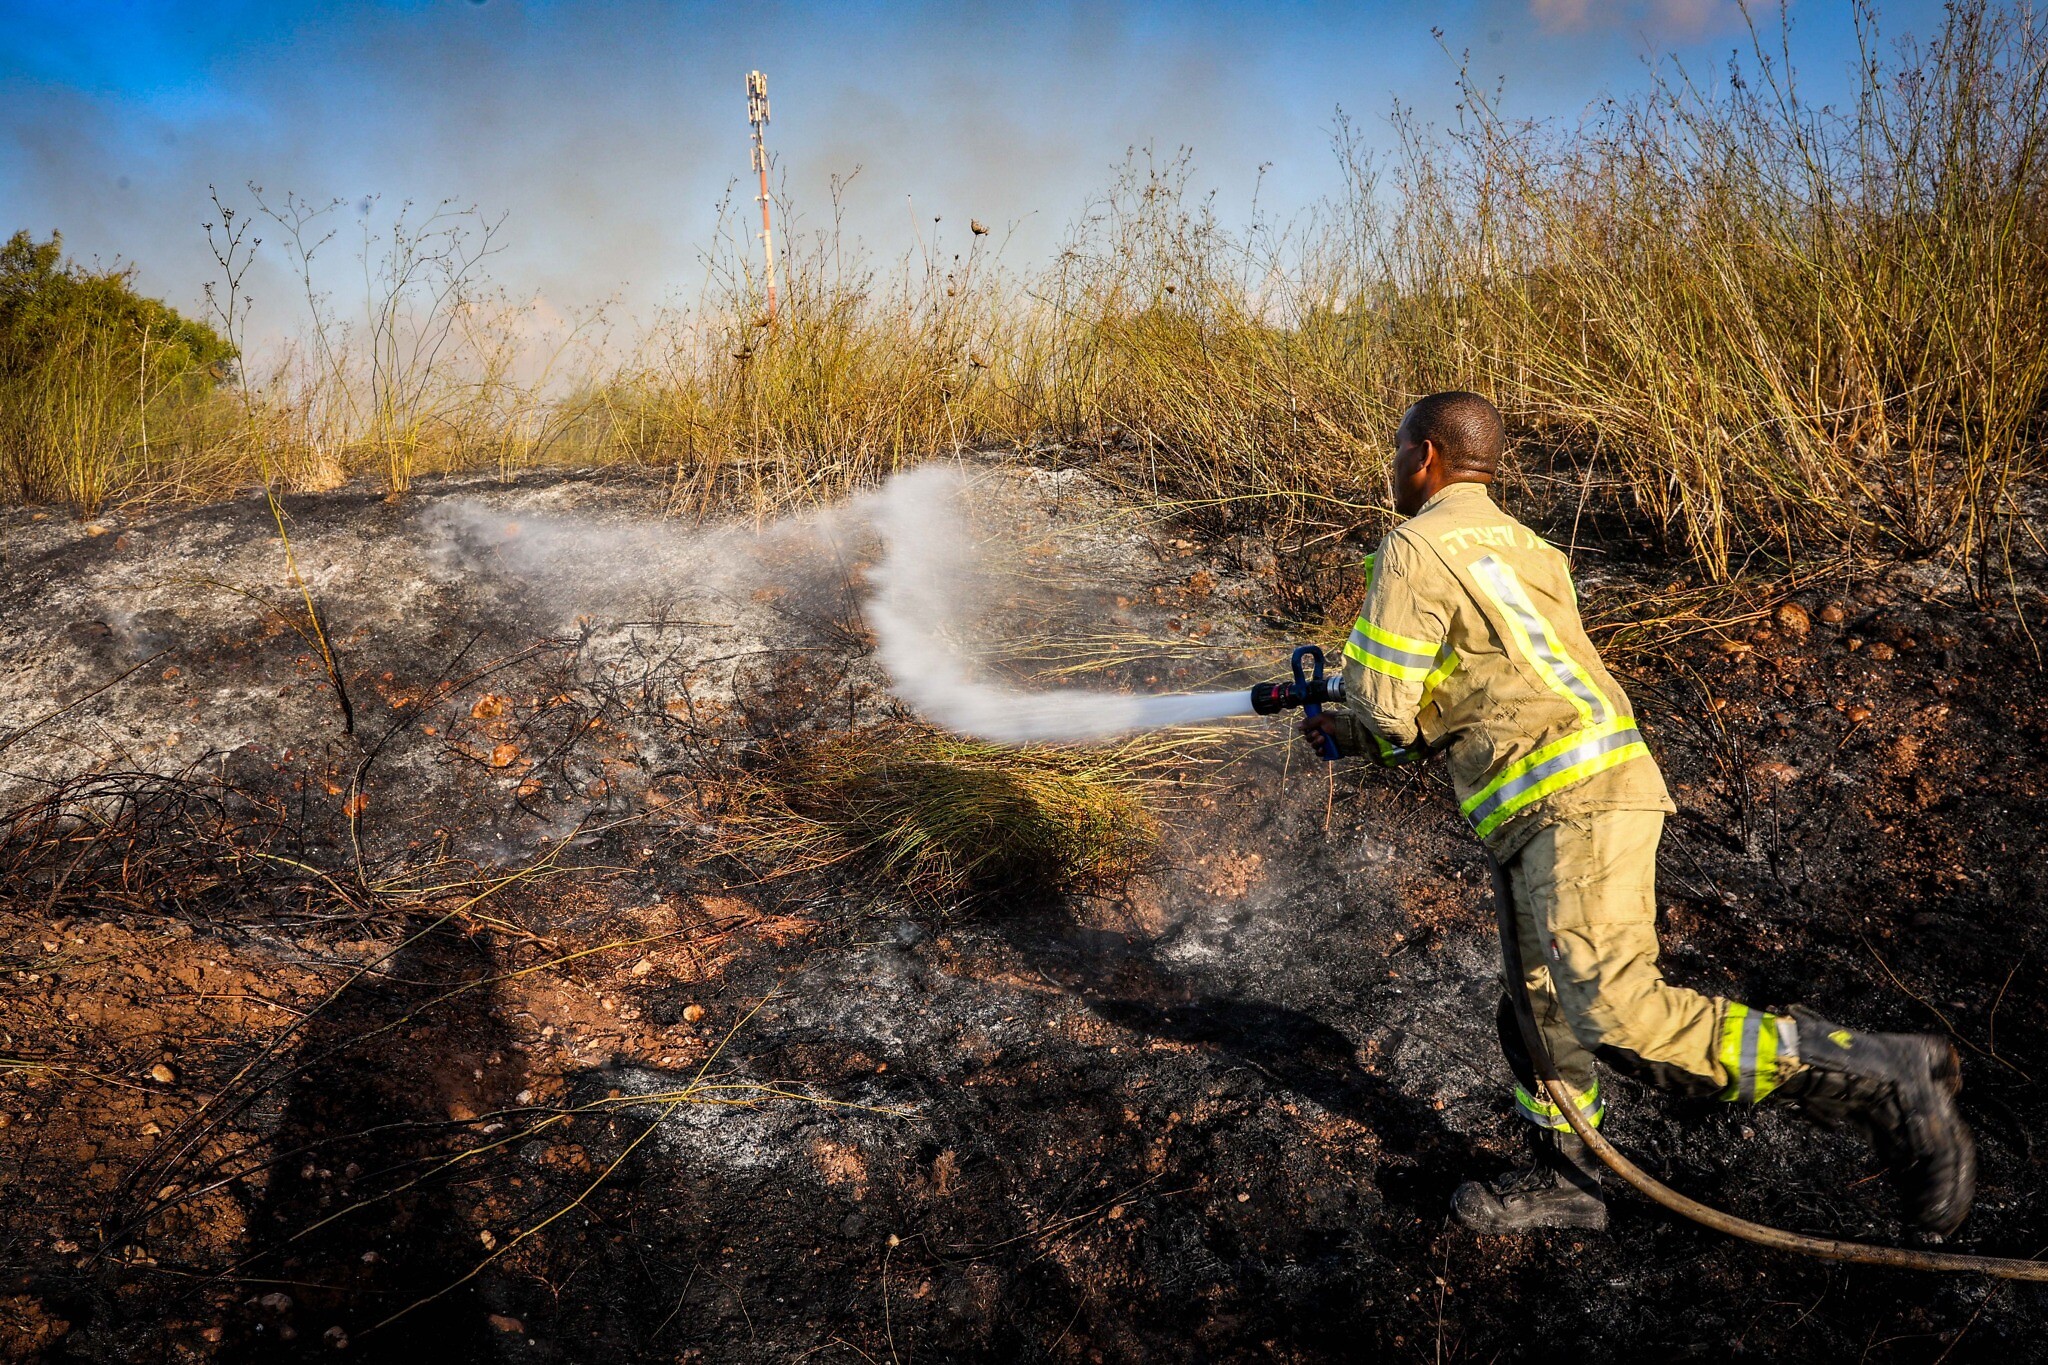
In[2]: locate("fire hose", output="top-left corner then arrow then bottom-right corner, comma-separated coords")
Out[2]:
1252,650 -> 2048,1279
1488,856 -> 2048,1280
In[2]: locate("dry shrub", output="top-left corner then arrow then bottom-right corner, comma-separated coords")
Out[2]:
10,2 -> 2045,585
592,222 -> 1026,520
723,729 -> 1158,905
1397,2 -> 2048,576
0,768 -> 364,926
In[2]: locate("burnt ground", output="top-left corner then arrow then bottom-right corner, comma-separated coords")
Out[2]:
1,461 -> 2046,1363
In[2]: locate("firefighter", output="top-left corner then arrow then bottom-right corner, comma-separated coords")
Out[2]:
1303,391 -> 1976,1236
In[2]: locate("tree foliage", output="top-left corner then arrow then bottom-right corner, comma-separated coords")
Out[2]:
0,230 -> 233,383
0,231 -> 235,508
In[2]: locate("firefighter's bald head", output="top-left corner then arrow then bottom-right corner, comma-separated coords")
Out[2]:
1400,392 -> 1503,478
1393,391 -> 1503,515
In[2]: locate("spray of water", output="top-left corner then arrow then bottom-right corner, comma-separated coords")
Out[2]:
433,465 -> 1258,744
863,466 -> 1253,742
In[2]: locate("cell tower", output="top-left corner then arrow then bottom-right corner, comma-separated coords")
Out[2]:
747,70 -> 777,324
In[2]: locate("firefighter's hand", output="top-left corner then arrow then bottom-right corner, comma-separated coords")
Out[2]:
1298,714 -> 1345,755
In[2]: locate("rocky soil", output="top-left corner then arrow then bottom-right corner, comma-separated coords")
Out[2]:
2,462 -> 2045,1363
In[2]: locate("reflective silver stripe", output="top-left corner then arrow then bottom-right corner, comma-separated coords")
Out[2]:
1464,725 -> 1644,830
1471,556 -> 1609,724
1514,1086 -> 1564,1128
1346,626 -> 1434,674
1512,1082 -> 1604,1130
1737,1008 -> 1764,1102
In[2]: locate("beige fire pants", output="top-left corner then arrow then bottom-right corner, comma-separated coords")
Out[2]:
1504,810 -> 1785,1126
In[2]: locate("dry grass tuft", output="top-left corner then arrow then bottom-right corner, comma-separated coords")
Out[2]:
723,729 -> 1161,904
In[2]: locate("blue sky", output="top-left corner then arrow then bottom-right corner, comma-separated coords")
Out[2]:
2,1 -> 1952,340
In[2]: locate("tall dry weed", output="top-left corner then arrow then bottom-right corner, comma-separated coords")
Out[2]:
8,1 -> 2043,584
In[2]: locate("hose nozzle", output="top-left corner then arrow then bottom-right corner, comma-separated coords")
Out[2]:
1252,645 -> 1343,761
1248,675 -> 1342,714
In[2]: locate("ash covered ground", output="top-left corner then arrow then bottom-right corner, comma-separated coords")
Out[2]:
2,461 -> 2046,1363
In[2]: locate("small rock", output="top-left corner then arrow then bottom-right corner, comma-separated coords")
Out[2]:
479,1230 -> 497,1250
1847,704 -> 1874,723
630,958 -> 653,977
1866,641 -> 1897,661
258,1292 -> 292,1313
1819,603 -> 1846,624
1773,602 -> 1812,638
148,1064 -> 176,1085
324,1325 -> 349,1349
682,1004 -> 705,1024
1751,761 -> 1799,786
447,1101 -> 478,1122
487,1314 -> 524,1335
51,1240 -> 79,1254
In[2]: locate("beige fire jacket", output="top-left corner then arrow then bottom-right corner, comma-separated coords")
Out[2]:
1324,481 -> 1673,858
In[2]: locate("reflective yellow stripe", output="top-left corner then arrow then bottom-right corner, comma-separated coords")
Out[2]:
1464,718 -> 1638,813
1718,1004 -> 1785,1103
1470,555 -> 1612,727
1359,617 -> 1437,658
1513,1081 -> 1604,1130
1460,716 -> 1650,839
1419,647 -> 1459,701
1472,737 -> 1648,839
1344,618 -> 1441,683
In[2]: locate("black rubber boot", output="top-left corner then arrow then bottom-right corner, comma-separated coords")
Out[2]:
1452,1130 -> 1607,1233
1774,1007 -> 1976,1237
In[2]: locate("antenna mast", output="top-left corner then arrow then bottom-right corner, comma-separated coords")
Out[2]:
746,70 -> 777,324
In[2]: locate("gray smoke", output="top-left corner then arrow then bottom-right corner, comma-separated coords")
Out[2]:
432,465 -> 1253,743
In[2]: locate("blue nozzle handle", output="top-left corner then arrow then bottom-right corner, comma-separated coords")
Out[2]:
1293,644 -> 1341,762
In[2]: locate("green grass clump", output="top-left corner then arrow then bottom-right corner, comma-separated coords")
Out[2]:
731,730 -> 1159,905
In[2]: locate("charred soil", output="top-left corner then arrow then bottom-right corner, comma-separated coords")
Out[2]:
2,465 -> 2046,1363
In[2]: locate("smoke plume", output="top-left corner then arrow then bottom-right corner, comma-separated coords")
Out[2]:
435,465 -> 1253,743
